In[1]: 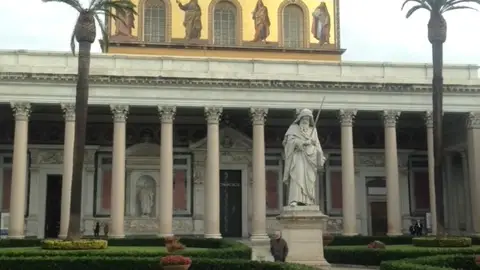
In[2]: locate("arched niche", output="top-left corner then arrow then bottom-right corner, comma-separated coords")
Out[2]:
135,174 -> 156,217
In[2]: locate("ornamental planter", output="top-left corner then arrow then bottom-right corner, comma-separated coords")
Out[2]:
162,264 -> 191,270
475,255 -> 480,266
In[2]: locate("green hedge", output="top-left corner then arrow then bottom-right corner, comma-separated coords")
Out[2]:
329,235 -> 413,246
324,245 -> 480,266
380,255 -> 479,270
0,256 -> 315,270
0,238 -> 251,260
412,237 -> 472,247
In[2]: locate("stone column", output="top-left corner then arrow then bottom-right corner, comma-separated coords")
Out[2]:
466,112 -> 480,234
424,111 -> 437,234
204,107 -> 222,238
157,106 -> 176,237
383,110 -> 402,236
109,105 -> 129,238
8,102 -> 31,239
460,150 -> 473,233
339,109 -> 357,236
250,108 -> 268,241
58,104 -> 75,238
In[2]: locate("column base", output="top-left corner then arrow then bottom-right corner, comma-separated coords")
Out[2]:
341,232 -> 358,236
7,235 -> 24,239
387,232 -> 402,236
157,233 -> 174,238
277,205 -> 330,270
58,234 -> 67,239
108,234 -> 125,239
203,233 -> 222,239
250,233 -> 273,262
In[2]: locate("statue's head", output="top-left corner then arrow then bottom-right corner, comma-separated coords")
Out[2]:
294,109 -> 314,127
320,1 -> 327,9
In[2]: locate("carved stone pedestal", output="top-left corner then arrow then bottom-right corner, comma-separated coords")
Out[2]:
276,205 -> 330,269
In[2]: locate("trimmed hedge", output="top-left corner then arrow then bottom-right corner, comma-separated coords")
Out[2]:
380,254 -> 479,270
412,237 -> 472,247
329,235 -> 413,246
324,245 -> 480,266
0,238 -> 251,259
0,256 -> 316,270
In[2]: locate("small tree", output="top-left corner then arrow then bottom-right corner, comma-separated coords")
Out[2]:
42,0 -> 136,240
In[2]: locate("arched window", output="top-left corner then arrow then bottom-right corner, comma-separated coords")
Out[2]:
213,1 -> 237,46
143,0 -> 166,43
282,4 -> 304,48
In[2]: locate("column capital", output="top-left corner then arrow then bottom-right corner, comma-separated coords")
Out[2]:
204,107 -> 222,124
382,110 -> 401,128
158,106 -> 176,123
250,108 -> 268,125
338,109 -> 357,127
424,111 -> 433,128
10,102 -> 31,121
467,112 -> 480,129
61,103 -> 75,122
110,105 -> 129,123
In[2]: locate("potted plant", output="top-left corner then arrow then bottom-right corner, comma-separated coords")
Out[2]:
160,255 -> 192,270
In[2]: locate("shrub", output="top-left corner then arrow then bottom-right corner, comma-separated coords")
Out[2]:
380,254 -> 479,270
324,245 -> 480,266
161,255 -> 192,266
41,239 -> 108,250
329,235 -> 413,246
412,237 -> 472,247
367,240 -> 386,249
0,256 -> 316,270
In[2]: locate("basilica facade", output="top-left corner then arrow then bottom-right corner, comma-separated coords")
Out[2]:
0,50 -> 479,239
0,0 -> 479,239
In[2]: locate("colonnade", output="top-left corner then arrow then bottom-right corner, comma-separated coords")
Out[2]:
7,102 -> 469,238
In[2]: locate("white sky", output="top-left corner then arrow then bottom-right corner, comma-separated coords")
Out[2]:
0,0 -> 479,64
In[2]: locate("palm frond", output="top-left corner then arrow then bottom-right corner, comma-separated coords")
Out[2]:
92,0 -> 137,15
441,0 -> 480,12
93,12 -> 109,53
42,0 -> 83,12
404,4 -> 430,17
401,0 -> 432,10
443,5 -> 479,11
430,0 -> 448,11
69,28 -> 76,56
88,0 -> 103,9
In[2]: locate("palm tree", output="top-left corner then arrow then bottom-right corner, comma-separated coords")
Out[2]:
42,0 -> 136,240
402,0 -> 480,236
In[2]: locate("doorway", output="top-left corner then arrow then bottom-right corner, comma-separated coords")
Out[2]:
370,201 -> 387,236
44,175 -> 62,238
219,170 -> 242,238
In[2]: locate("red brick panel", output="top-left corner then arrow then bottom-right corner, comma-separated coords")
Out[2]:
266,170 -> 279,211
101,169 -> 112,211
413,171 -> 430,210
330,171 -> 343,210
173,169 -> 187,211
2,169 -> 12,212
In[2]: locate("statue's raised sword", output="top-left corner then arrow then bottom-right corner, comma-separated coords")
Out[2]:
310,96 -> 326,138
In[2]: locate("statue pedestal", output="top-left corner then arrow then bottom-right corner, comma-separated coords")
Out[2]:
276,205 -> 330,270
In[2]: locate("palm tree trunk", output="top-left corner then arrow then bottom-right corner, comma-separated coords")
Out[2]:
66,41 -> 91,240
432,41 -> 445,237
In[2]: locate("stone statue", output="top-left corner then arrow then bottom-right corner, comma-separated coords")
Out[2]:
251,0 -> 270,43
283,109 -> 326,206
311,1 -> 331,45
176,0 -> 202,40
138,184 -> 154,216
113,7 -> 135,40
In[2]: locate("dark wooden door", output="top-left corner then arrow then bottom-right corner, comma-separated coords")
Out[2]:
219,170 -> 242,238
44,175 -> 62,238
370,201 -> 387,236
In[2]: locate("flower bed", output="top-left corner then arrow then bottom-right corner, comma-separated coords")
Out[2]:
41,239 -> 107,250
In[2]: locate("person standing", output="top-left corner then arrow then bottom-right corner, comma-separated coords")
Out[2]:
270,231 -> 289,262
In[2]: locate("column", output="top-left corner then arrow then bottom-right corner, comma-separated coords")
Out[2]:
8,102 -> 31,239
109,105 -> 129,238
339,109 -> 357,236
58,104 -> 75,238
204,107 -> 222,238
250,108 -> 268,241
424,111 -> 437,234
460,150 -> 473,233
382,110 -> 402,236
157,106 -> 176,237
466,112 -> 480,234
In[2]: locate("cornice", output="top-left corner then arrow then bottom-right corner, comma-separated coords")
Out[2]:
1,72 -> 479,93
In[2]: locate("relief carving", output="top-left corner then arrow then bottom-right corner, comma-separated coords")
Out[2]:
356,153 -> 384,167
34,150 -> 63,165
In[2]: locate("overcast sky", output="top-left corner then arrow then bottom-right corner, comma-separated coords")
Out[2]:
0,0 -> 479,65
